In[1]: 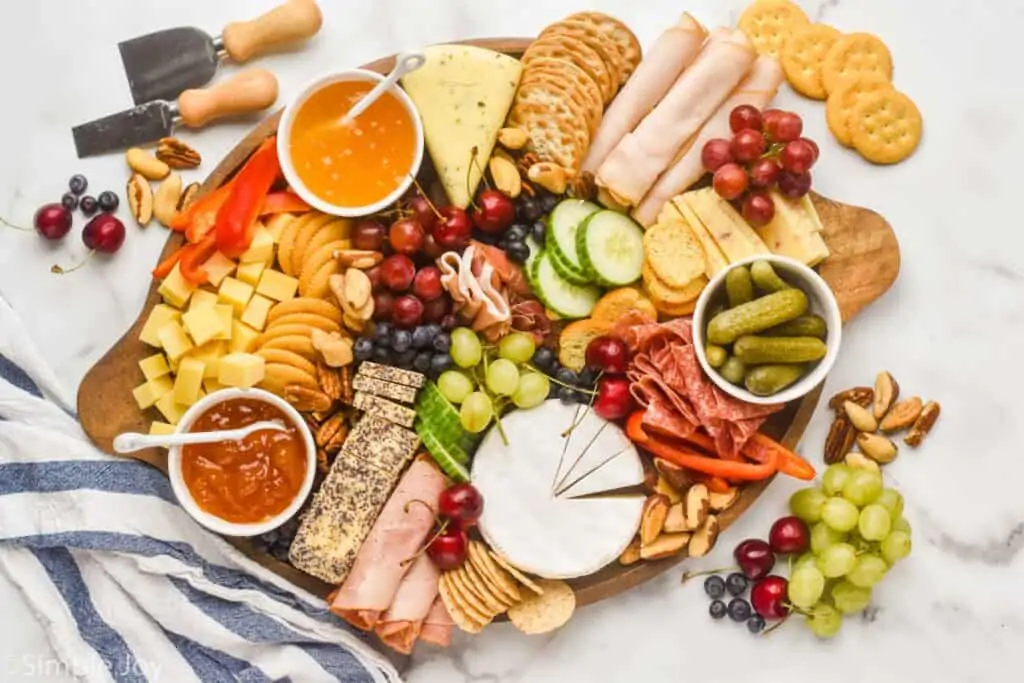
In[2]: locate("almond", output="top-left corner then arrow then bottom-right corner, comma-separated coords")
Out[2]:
126,147 -> 170,180
708,487 -> 740,512
879,397 -> 923,433
905,401 -> 940,447
663,502 -> 687,533
687,514 -> 719,558
843,400 -> 878,432
488,155 -> 522,198
125,173 -> 153,226
845,451 -> 881,473
152,173 -> 183,227
640,494 -> 670,546
857,432 -> 898,464
618,538 -> 642,566
873,371 -> 900,420
497,127 -> 528,150
683,483 -> 710,531
640,533 -> 691,560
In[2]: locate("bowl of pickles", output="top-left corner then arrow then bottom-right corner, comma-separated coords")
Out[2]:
692,255 -> 842,405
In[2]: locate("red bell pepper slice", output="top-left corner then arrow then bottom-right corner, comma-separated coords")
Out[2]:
215,137 -> 281,258
260,191 -> 310,216
178,233 -> 219,285
170,180 -> 233,234
182,184 -> 235,243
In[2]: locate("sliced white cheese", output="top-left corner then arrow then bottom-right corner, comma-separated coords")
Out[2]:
681,188 -> 770,263
401,45 -> 522,209
754,190 -> 830,266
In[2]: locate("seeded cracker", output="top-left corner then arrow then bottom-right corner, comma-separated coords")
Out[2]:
351,373 -> 419,404
342,414 -> 420,473
353,391 -> 417,428
356,361 -> 426,388
508,579 -> 576,635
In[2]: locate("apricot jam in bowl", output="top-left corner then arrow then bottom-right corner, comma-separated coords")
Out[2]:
277,69 -> 424,217
167,388 -> 316,537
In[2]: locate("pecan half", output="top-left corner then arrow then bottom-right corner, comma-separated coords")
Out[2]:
828,387 -> 873,414
315,448 -> 330,475
156,137 -> 202,169
338,366 -> 355,405
905,401 -> 940,447
824,417 -> 856,464
568,170 -> 597,201
317,363 -> 343,401
324,423 -> 348,455
284,385 -> 333,413
315,412 -> 345,448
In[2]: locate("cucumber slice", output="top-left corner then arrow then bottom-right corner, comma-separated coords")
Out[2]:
416,381 -> 477,454
530,251 -> 600,319
547,199 -> 600,283
576,210 -> 645,286
548,243 -> 593,285
417,423 -> 471,482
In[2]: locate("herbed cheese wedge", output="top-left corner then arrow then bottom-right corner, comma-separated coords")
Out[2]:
401,44 -> 522,209
753,190 -> 830,266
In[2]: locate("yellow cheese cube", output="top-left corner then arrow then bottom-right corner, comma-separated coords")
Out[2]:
240,294 -> 274,331
138,353 -> 171,381
157,320 -> 194,361
132,376 -> 174,410
154,392 -> 187,425
182,305 -> 224,347
218,353 -> 266,388
139,304 -> 182,348
236,260 -> 267,286
188,340 -> 227,378
229,320 -> 260,353
169,354 -> 180,373
158,264 -> 197,308
203,377 -> 226,394
149,421 -> 176,436
240,224 -> 275,263
202,251 -> 236,287
173,357 -> 205,406
218,277 -> 254,316
189,289 -> 219,310
265,213 -> 293,243
255,269 -> 299,302
213,304 -> 233,341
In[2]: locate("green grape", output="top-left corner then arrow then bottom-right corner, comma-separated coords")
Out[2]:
788,565 -> 826,609
805,603 -> 842,638
821,497 -> 859,532
892,516 -> 912,535
789,487 -> 827,523
512,372 -> 550,409
875,487 -> 904,519
450,327 -> 483,369
459,391 -> 493,433
846,554 -> 888,588
831,580 -> 872,614
437,370 -> 475,404
498,332 -> 536,364
858,504 -> 892,541
486,358 -> 520,396
842,469 -> 883,506
822,464 -> 852,496
810,522 -> 846,554
816,542 -> 857,578
793,552 -> 817,571
881,530 -> 912,564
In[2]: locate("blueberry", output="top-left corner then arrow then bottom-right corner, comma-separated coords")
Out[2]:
395,349 -> 416,368
374,322 -> 393,345
747,615 -> 766,634
411,325 -> 432,349
727,598 -> 751,622
429,354 -> 453,376
725,572 -> 748,597
557,386 -> 576,404
497,237 -> 509,251
709,600 -> 727,620
413,352 -> 432,373
578,368 -> 598,387
506,241 -> 531,264
432,332 -> 451,353
354,338 -> 374,361
372,346 -> 391,364
79,195 -> 98,216
532,347 -> 555,371
424,323 -> 443,339
540,193 -> 561,213
704,575 -> 726,599
516,196 -> 542,222
555,367 -> 578,386
270,544 -> 291,562
68,174 -> 88,196
506,224 -> 528,243
531,220 -> 547,246
573,390 -> 590,404
97,190 -> 119,213
61,192 -> 78,212
392,329 -> 412,353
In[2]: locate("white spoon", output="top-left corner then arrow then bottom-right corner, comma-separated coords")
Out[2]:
341,51 -> 426,125
112,420 -> 287,454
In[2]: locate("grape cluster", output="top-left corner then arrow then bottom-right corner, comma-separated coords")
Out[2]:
354,321 -> 455,377
251,514 -> 301,563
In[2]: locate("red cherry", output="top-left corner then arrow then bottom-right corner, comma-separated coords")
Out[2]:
734,538 -> 775,580
585,335 -> 630,374
433,206 -> 471,250
412,266 -> 444,301
471,189 -> 516,235
729,104 -> 763,133
748,157 -> 781,188
780,139 -> 817,175
391,294 -> 425,328
730,129 -> 766,163
768,516 -> 810,555
741,191 -> 776,227
751,576 -> 790,620
701,138 -> 734,173
421,295 -> 451,323
372,291 -> 395,321
389,218 -> 425,255
712,163 -> 749,201
426,526 -> 468,570
777,171 -> 812,199
380,254 -> 416,292
799,137 -> 820,163
33,203 -> 72,240
438,483 -> 484,528
771,112 -> 803,143
408,195 -> 439,233
82,214 -> 125,253
593,376 -> 635,421
352,219 -> 387,251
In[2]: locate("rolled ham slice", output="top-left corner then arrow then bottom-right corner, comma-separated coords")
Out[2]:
596,30 -> 756,207
418,597 -> 455,648
330,458 -> 447,631
374,554 -> 441,654
581,13 -> 707,174
632,56 -> 784,226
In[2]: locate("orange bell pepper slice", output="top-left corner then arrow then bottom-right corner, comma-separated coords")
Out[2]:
260,191 -> 310,216
151,248 -> 182,279
743,433 -> 816,481
170,181 -> 233,236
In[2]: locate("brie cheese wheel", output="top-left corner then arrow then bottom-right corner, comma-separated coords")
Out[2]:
471,400 -> 645,579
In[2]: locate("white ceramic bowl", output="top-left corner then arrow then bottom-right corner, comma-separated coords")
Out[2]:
167,387 -> 317,537
692,255 -> 842,405
277,69 -> 425,217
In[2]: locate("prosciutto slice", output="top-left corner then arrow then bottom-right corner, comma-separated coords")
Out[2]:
374,554 -> 441,654
582,13 -> 707,174
632,56 -> 785,226
418,597 -> 455,648
330,458 -> 447,631
596,30 -> 756,207
438,245 -> 513,340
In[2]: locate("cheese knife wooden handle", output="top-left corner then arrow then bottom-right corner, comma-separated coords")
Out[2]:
221,0 -> 324,64
178,68 -> 280,129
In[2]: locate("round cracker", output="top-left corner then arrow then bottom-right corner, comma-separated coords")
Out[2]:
278,213 -> 332,276
509,101 -> 587,173
458,565 -> 507,615
254,323 -> 315,349
650,290 -> 698,317
268,312 -> 342,334
542,20 -> 625,95
591,287 -> 657,324
299,258 -> 340,299
643,221 -> 705,288
438,575 -> 485,634
821,32 -> 893,96
469,541 -> 521,603
507,579 -> 576,635
255,348 -> 318,377
299,240 -> 350,292
464,554 -> 516,609
488,550 -> 543,595
825,75 -> 893,147
522,62 -> 602,136
781,24 -> 843,100
738,0 -> 811,59
298,219 -> 352,270
565,11 -> 642,76
268,297 -> 342,324
642,262 -> 707,306
849,89 -> 922,165
442,572 -> 492,626
259,335 -> 317,360
260,362 -> 319,394
523,34 -> 613,103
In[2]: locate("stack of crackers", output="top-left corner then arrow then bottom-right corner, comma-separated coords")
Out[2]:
512,12 -> 642,175
738,0 -> 922,165
255,298 -> 345,395
641,212 -> 708,317
439,540 -> 577,635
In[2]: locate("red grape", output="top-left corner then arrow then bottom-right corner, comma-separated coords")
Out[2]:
408,195 -> 439,232
366,265 -> 382,291
373,291 -> 395,321
734,539 -> 775,580
701,138 -> 734,172
751,576 -> 790,620
781,139 -> 817,174
761,109 -> 785,135
421,295 -> 451,323
712,163 -> 749,200
777,170 -> 812,199
421,233 -> 444,259
380,254 -> 416,292
352,219 -> 386,251
748,157 -> 781,188
730,129 -> 766,163
412,266 -> 444,301
392,294 -> 425,328
593,376 -> 635,421
741,191 -> 776,227
585,336 -> 630,374
773,112 -> 803,143
389,218 -> 425,255
799,137 -> 820,163
729,104 -> 763,133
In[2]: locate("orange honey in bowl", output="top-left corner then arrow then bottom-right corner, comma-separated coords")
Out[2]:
289,79 -> 417,208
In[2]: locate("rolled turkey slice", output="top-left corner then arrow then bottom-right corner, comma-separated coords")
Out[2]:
418,597 -> 455,648
330,458 -> 447,631
374,554 -> 441,654
581,13 -> 707,174
632,56 -> 784,226
596,30 -> 756,207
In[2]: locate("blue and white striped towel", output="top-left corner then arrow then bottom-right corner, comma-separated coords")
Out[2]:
0,294 -> 403,683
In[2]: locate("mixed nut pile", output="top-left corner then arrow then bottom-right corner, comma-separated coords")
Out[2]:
125,138 -> 202,228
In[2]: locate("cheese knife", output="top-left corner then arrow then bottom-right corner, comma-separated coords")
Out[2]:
72,68 -> 279,158
118,0 -> 322,105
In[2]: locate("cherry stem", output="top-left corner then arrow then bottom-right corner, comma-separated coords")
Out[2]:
403,498 -> 437,517
466,146 -> 481,212
561,370 -> 602,437
51,249 -> 96,275
400,518 -> 449,567
760,615 -> 789,636
0,216 -> 31,232
409,176 -> 443,220
680,566 -> 740,584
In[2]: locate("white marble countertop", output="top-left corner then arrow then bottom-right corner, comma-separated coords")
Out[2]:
1,0 -> 1022,681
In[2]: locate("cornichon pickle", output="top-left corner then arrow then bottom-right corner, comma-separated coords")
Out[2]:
725,266 -> 754,308
763,315 -> 827,339
705,344 -> 728,368
750,260 -> 791,293
733,336 -> 828,364
706,288 -> 808,345
744,364 -> 806,396
719,356 -> 747,385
